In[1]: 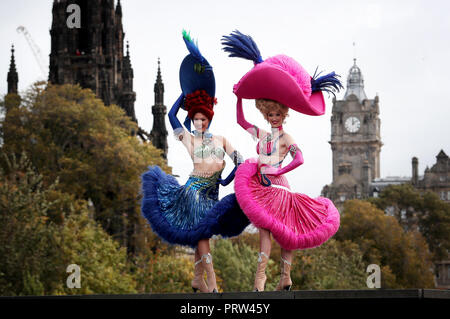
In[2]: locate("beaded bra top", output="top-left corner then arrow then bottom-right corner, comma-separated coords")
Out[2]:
192,130 -> 226,161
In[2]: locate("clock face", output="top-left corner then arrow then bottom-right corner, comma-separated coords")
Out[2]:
345,116 -> 361,133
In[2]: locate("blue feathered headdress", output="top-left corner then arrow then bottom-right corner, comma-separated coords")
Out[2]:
178,30 -> 216,131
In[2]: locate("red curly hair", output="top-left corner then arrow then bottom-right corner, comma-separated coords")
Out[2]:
184,89 -> 217,121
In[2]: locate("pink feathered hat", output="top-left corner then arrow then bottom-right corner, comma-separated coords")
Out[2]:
222,30 -> 343,115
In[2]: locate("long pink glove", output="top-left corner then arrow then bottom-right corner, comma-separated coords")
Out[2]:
237,97 -> 258,138
261,144 -> 304,176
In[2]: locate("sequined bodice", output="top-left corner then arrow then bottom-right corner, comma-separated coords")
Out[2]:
192,130 -> 226,160
193,144 -> 226,160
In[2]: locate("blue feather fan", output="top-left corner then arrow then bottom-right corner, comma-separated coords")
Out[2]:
221,30 -> 263,64
311,67 -> 344,96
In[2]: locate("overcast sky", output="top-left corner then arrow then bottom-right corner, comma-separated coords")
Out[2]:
1,0 -> 449,197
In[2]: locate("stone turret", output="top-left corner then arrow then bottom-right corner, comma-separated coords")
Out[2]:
150,59 -> 168,159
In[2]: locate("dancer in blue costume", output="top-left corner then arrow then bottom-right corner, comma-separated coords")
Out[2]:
141,30 -> 249,293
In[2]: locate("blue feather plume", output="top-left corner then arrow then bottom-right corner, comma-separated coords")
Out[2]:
311,67 -> 344,97
221,30 -> 263,64
182,29 -> 205,63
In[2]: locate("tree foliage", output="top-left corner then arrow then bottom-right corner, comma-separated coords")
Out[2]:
0,151 -> 137,296
213,237 -> 278,292
293,239 -> 367,290
133,248 -> 193,294
335,199 -> 435,288
1,83 -> 170,251
369,184 -> 450,261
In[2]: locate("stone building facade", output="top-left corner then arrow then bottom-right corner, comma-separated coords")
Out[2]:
412,150 -> 450,203
49,0 -> 137,122
47,0 -> 167,152
411,150 -> 450,289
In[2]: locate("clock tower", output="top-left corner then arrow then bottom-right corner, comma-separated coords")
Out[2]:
322,59 -> 382,205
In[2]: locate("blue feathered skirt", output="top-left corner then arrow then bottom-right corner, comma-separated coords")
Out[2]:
141,165 -> 250,248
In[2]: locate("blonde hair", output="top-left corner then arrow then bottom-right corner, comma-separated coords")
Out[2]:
255,99 -> 289,122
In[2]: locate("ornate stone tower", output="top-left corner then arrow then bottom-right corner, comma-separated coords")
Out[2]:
48,0 -> 136,121
322,59 -> 382,204
7,45 -> 18,94
149,59 -> 168,159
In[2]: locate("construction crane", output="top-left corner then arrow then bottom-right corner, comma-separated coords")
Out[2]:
16,26 -> 47,78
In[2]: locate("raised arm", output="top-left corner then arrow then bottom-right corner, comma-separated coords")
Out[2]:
168,93 -> 184,131
237,97 -> 265,139
168,93 -> 192,149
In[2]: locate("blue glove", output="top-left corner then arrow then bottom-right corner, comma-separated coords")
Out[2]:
217,166 -> 237,186
168,93 -> 184,130
217,150 -> 244,186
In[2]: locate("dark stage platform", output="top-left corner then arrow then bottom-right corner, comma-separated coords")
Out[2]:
2,289 -> 448,316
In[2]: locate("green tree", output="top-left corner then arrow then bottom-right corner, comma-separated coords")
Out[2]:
370,184 -> 450,261
213,237 -> 280,292
0,151 -> 137,296
225,232 -> 368,291
133,247 -> 193,294
53,209 -> 137,295
1,82 -> 169,252
335,199 -> 435,288
293,239 -> 367,290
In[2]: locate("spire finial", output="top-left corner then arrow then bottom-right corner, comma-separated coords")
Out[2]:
10,44 -> 16,70
156,58 -> 162,82
8,43 -> 19,94
154,58 -> 164,105
126,41 -> 129,56
344,42 -> 367,102
116,0 -> 122,13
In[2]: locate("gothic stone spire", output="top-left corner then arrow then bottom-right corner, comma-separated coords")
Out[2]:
150,59 -> 168,159
7,44 -> 18,94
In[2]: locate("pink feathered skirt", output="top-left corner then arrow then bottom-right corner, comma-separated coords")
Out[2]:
234,160 -> 340,250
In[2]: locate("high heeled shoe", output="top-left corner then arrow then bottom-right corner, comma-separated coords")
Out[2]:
275,257 -> 292,291
200,253 -> 218,293
191,258 -> 209,293
253,252 -> 269,292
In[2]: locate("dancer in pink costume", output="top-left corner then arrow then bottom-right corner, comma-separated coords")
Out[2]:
222,31 -> 343,291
